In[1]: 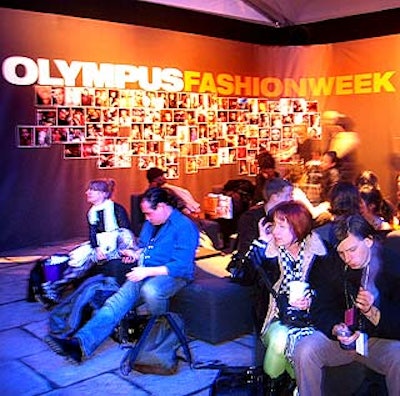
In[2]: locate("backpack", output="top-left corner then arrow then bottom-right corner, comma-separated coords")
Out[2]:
48,274 -> 120,339
120,312 -> 192,376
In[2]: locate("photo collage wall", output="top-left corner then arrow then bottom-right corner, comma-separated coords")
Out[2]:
16,85 -> 321,179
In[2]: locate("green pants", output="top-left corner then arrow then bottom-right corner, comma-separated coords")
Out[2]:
262,320 -> 295,379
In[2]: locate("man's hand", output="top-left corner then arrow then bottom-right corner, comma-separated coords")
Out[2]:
126,267 -> 152,282
356,287 -> 374,314
333,323 -> 360,346
120,249 -> 142,264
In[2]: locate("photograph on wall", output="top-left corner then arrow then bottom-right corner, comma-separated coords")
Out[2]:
19,85 -> 323,173
64,143 -> 82,158
17,126 -> 35,147
185,156 -> 198,174
35,85 -> 52,106
35,127 -> 51,147
51,127 -> 68,143
165,164 -> 179,179
36,109 -> 56,126
238,160 -> 248,175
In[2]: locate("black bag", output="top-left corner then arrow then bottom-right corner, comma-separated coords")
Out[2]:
120,312 -> 192,376
27,259 -> 45,302
210,365 -> 265,396
112,310 -> 150,344
277,294 -> 312,328
227,239 -> 268,286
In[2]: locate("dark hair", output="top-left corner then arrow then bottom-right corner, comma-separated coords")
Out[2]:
272,200 -> 313,242
323,150 -> 338,164
146,167 -> 165,183
88,178 -> 115,199
141,187 -> 178,209
360,186 -> 382,214
263,177 -> 292,202
257,151 -> 276,170
334,214 -> 375,243
329,182 -> 360,217
355,170 -> 379,189
360,185 -> 395,222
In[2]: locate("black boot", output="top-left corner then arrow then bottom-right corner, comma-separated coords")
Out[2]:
265,374 -> 286,396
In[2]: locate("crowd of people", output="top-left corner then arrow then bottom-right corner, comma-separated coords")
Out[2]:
229,149 -> 400,395
40,143 -> 400,395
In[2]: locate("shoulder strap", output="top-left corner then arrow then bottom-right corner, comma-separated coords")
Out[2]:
247,240 -> 278,299
164,312 -> 193,367
120,315 -> 158,376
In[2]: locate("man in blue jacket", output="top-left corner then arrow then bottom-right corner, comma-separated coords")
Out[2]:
293,214 -> 400,395
47,187 -> 199,362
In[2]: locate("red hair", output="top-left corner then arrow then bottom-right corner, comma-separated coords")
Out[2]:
272,201 -> 313,241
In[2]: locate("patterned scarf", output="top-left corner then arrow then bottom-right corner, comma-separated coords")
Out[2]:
277,240 -> 315,365
278,240 -> 306,296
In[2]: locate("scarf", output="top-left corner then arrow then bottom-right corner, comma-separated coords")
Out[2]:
87,199 -> 119,231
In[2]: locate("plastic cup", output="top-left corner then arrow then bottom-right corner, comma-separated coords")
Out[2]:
288,280 -> 309,304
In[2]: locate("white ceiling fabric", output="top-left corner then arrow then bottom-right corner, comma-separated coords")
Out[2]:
140,0 -> 400,26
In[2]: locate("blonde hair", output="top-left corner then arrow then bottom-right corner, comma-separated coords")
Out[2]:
88,178 -> 115,199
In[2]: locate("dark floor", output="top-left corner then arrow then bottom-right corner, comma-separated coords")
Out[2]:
0,239 -> 254,396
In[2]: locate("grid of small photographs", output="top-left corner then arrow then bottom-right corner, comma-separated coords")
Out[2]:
16,86 -> 321,177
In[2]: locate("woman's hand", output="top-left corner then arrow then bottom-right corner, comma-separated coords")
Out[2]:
95,247 -> 106,261
258,218 -> 273,243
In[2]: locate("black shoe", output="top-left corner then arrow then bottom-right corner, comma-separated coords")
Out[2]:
45,335 -> 83,363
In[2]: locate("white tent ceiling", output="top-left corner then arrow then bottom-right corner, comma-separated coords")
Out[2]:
140,0 -> 400,27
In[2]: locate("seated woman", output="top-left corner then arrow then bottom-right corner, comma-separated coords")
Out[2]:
41,178 -> 137,304
257,201 -> 329,395
359,185 -> 393,231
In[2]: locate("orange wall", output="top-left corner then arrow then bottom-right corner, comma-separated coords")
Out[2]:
1,8 -> 400,248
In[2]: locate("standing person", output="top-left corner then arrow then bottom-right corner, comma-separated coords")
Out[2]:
46,187 -> 199,363
146,167 -> 201,216
41,179 -> 136,304
322,111 -> 360,183
253,151 -> 280,205
293,214 -> 400,395
256,201 -> 329,395
319,150 -> 340,202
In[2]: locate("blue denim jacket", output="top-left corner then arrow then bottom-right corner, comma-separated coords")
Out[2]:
138,208 -> 199,280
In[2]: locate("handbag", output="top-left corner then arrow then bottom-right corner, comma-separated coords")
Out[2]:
277,294 -> 312,328
226,239 -> 268,286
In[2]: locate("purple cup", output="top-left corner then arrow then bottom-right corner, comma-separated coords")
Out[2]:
43,255 -> 69,282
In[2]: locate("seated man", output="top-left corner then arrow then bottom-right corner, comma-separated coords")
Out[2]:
46,187 -> 199,363
293,214 -> 400,395
234,177 -> 293,262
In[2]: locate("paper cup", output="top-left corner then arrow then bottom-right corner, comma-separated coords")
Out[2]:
288,280 -> 309,304
43,255 -> 69,282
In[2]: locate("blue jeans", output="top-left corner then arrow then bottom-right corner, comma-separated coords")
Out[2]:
292,330 -> 400,395
75,275 -> 188,357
